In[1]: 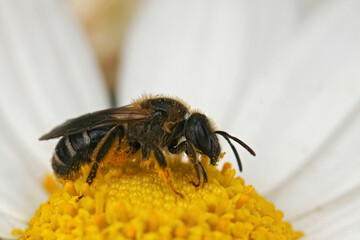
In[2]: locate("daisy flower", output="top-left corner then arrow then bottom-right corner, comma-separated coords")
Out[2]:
1,0 -> 360,239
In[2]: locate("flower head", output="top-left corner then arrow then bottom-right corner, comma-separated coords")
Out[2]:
14,155 -> 302,239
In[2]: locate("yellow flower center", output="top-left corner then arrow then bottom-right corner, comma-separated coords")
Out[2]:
13,155 -> 303,239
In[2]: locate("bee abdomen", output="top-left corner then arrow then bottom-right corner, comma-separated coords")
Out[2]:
52,129 -> 108,179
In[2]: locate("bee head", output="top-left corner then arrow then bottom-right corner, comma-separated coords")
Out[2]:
185,113 -> 221,165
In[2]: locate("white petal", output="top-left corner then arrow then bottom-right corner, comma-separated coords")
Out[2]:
0,213 -> 27,240
0,0 -> 108,238
118,0 -> 297,120
238,0 -> 360,193
291,187 -> 360,239
260,0 -> 360,206
266,101 -> 360,221
229,0 -> 360,237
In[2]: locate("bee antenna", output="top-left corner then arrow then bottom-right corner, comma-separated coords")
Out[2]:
215,131 -> 256,172
216,131 -> 243,172
215,131 -> 256,156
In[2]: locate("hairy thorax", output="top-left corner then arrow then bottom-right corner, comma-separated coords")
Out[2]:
127,97 -> 189,147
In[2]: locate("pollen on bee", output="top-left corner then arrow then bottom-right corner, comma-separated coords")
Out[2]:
103,138 -> 133,166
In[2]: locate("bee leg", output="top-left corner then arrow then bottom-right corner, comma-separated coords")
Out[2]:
128,142 -> 141,155
185,143 -> 204,188
151,144 -> 184,198
199,161 -> 208,183
86,125 -> 124,184
168,141 -> 206,187
142,145 -> 151,162
140,145 -> 152,169
151,144 -> 167,168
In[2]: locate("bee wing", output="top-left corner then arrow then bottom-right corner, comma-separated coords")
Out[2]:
39,106 -> 154,140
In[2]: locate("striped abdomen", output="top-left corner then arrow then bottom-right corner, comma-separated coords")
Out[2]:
51,128 -> 109,179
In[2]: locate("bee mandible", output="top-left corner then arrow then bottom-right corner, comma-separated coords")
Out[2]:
40,96 -> 256,187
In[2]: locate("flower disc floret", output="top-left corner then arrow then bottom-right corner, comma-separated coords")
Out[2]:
14,157 -> 302,240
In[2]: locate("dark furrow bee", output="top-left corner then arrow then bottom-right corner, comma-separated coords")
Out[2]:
40,96 -> 256,187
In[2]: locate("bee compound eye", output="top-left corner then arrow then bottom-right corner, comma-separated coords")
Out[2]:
194,121 -> 212,154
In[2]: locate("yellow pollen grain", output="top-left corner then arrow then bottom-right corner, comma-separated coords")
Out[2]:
64,181 -> 78,196
174,226 -> 188,238
63,203 -> 77,217
14,157 -> 303,240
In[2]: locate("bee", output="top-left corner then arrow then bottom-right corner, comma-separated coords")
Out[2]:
40,96 -> 255,187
